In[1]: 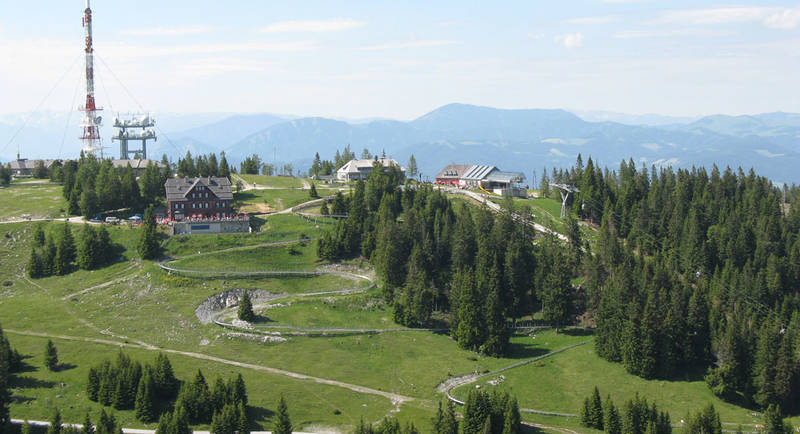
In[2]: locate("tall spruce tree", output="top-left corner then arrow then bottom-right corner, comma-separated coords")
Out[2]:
238,290 -> 255,322
134,369 -> 156,422
273,396 -> 292,434
137,205 -> 160,260
44,339 -> 59,371
55,222 -> 76,275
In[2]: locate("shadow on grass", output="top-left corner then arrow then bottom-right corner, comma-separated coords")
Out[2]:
559,327 -> 594,337
505,342 -> 550,360
248,405 -> 276,431
10,375 -> 59,389
521,423 -> 546,434
56,362 -> 77,372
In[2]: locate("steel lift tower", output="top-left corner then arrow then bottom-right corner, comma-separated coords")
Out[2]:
550,183 -> 580,219
79,0 -> 104,157
113,114 -> 157,160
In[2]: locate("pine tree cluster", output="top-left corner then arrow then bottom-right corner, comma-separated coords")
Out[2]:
0,323 -> 23,427
28,223 -> 117,278
61,154 -> 168,219
87,352 -> 179,422
579,387 -> 671,434
309,146 -> 356,177
568,154 -> 800,411
40,408 -> 123,434
318,165 -> 576,356
461,389 -> 521,434
176,151 -> 230,179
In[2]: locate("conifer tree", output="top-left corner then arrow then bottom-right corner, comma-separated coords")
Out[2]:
44,235 -> 57,276
27,248 -> 44,278
605,396 -> 622,434
273,395 -> 292,434
237,290 -> 255,322
44,339 -> 59,371
763,404 -> 790,434
309,182 -> 319,199
237,401 -> 249,434
320,200 -> 330,216
33,224 -> 46,248
232,373 -> 248,406
137,205 -> 160,260
219,152 -> 230,179
407,155 -> 418,179
454,268 -> 485,351
135,369 -> 155,422
589,386 -> 604,430
82,413 -> 94,434
55,222 -> 76,275
152,353 -> 178,399
46,409 -> 62,434
502,397 -> 521,434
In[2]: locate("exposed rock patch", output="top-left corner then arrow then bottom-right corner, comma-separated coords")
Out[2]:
195,289 -> 285,324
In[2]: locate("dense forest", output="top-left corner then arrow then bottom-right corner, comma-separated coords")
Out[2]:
547,157 -> 800,413
317,162 -> 578,357
59,153 -> 169,219
318,156 -> 800,414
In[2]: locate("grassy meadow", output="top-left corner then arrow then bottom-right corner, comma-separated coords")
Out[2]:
3,179 -> 797,433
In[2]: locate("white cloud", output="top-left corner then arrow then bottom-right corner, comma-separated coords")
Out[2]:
641,143 -> 661,151
100,41 -> 317,59
120,26 -> 218,36
653,7 -> 773,25
613,28 -> 728,39
652,158 -> 680,166
756,149 -> 785,158
650,6 -> 800,30
764,7 -> 800,29
354,40 -> 459,51
554,33 -> 584,49
542,138 -> 566,144
258,19 -> 365,33
549,148 -> 567,157
528,32 -> 546,40
564,15 -> 618,25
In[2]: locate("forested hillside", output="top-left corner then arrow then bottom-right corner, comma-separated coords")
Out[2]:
319,157 -> 800,415
552,156 -> 800,413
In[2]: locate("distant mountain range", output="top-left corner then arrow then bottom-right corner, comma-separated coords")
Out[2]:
2,104 -> 800,183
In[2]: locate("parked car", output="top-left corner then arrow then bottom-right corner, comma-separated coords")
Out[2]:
105,217 -> 119,224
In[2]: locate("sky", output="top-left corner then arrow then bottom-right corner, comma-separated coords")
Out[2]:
1,0 -> 799,120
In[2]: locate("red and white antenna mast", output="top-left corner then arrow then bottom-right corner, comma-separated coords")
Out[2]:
79,0 -> 103,157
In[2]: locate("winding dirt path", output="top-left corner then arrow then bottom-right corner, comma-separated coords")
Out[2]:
4,328 -> 413,406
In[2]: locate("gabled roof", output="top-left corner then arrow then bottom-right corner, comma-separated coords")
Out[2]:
8,159 -> 60,170
337,158 -> 404,174
461,165 -> 497,181
435,164 -> 473,179
164,177 -> 233,201
111,159 -> 165,170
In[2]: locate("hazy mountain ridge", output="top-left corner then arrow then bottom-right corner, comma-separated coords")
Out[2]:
3,104 -> 800,183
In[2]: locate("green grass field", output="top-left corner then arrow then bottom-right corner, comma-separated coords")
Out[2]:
451,340 -> 800,428
236,174 -> 305,189
163,214 -> 324,257
235,189 -> 336,213
169,241 -> 318,272
0,184 -> 67,220
3,185 -> 798,433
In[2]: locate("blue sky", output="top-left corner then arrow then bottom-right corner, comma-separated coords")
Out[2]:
1,0 -> 799,119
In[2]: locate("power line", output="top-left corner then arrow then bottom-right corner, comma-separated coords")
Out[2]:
1,54 -> 82,156
95,54 -> 184,159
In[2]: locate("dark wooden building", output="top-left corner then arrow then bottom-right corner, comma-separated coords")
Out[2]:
165,177 -> 234,221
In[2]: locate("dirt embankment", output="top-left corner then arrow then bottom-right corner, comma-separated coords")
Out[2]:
194,289 -> 286,324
